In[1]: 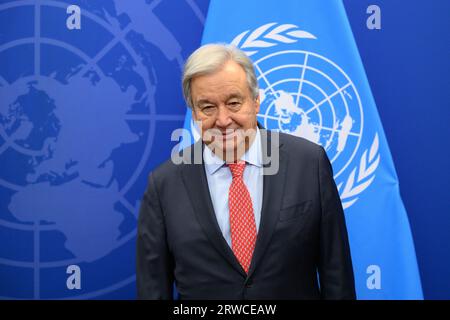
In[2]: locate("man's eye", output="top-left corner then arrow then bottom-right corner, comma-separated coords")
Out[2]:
202,106 -> 214,112
228,101 -> 241,108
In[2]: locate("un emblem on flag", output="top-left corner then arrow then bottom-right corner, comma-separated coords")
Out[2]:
232,23 -> 380,209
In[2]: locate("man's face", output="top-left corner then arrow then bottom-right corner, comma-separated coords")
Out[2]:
190,60 -> 260,161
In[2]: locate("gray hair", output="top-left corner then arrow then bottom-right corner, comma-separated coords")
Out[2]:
182,43 -> 259,108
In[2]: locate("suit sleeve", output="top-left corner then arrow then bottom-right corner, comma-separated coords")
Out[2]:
317,147 -> 356,299
136,172 -> 174,300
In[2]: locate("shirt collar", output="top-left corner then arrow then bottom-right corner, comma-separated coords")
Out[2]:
203,127 -> 263,175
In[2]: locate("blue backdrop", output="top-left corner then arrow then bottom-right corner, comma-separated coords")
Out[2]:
0,0 -> 448,299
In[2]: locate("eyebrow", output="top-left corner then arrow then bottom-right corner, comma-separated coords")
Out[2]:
196,99 -> 214,106
196,93 -> 244,106
226,93 -> 244,100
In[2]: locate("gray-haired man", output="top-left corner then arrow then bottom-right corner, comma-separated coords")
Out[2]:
137,44 -> 355,300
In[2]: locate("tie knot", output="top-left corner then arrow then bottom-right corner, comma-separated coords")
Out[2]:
228,162 -> 246,179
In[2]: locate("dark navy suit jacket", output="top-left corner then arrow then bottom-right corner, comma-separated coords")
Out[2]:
137,128 -> 356,299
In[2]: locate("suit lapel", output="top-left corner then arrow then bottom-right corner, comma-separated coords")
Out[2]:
248,129 -> 287,278
180,142 -> 246,277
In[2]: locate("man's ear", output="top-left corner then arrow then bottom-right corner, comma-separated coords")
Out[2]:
255,95 -> 260,114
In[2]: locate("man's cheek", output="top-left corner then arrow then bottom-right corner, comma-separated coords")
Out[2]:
199,120 -> 212,134
202,128 -> 220,144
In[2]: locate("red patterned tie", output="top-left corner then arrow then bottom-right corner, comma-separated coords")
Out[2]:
228,162 -> 257,273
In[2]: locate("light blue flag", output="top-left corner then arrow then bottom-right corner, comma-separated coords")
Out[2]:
182,0 -> 423,299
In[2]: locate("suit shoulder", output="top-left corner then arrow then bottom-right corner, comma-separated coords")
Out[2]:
150,157 -> 179,181
148,143 -> 198,183
277,131 -> 324,157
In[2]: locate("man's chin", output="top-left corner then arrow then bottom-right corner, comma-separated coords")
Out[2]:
206,142 -> 248,162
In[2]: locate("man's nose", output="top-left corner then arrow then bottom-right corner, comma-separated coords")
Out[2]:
215,105 -> 232,128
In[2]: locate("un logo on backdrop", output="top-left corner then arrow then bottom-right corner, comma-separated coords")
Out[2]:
0,0 -> 201,299
232,23 -> 380,209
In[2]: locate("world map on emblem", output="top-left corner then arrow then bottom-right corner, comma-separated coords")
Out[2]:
0,0 -> 203,299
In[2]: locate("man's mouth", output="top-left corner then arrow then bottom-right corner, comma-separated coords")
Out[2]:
203,128 -> 242,145
220,130 -> 238,141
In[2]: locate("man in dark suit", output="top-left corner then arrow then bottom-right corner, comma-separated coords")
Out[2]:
137,44 -> 356,299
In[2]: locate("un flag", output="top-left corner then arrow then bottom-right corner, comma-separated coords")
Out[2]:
183,0 -> 423,299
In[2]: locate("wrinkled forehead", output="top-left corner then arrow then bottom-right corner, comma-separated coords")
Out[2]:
191,65 -> 251,103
